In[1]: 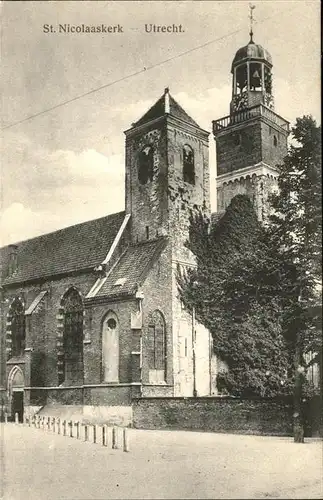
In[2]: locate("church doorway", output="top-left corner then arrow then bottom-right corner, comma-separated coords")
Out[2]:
8,366 -> 25,421
12,391 -> 24,422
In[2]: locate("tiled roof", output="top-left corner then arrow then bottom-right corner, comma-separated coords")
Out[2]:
134,92 -> 200,128
1,211 -> 125,285
95,237 -> 168,299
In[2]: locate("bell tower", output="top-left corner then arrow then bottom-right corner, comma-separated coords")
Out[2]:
213,9 -> 289,220
124,88 -> 210,261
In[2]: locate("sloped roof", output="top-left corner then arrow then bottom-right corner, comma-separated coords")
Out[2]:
1,211 -> 125,285
134,91 -> 200,128
95,237 -> 168,299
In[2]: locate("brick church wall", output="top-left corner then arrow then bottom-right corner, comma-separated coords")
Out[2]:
84,298 -> 139,385
216,121 -> 262,176
167,124 -> 210,264
261,121 -> 288,168
0,272 -> 96,391
132,397 -> 294,436
141,243 -> 174,395
125,123 -> 169,243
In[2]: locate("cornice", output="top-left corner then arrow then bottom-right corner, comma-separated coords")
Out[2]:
216,162 -> 279,186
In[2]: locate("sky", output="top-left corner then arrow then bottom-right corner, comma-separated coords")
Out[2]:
0,0 -> 321,246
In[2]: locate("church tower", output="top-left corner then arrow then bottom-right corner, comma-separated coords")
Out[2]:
124,87 -> 210,259
213,23 -> 289,219
124,88 -> 211,397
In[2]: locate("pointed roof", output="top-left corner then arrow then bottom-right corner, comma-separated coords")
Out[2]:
133,88 -> 200,128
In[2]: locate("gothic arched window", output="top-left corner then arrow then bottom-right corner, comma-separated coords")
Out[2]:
147,310 -> 166,383
9,298 -> 25,358
183,145 -> 195,185
59,288 -> 83,385
138,145 -> 154,185
101,311 -> 119,383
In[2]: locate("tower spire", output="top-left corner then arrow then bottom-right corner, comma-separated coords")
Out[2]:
249,3 -> 256,43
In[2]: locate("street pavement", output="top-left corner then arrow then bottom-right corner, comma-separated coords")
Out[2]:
0,423 -> 322,499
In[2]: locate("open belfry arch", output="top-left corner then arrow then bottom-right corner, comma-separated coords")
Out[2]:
0,17 -> 290,423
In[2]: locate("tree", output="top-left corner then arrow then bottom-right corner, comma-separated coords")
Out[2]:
267,115 -> 322,442
178,194 -> 290,398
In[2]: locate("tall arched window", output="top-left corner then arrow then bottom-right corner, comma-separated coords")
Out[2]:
101,311 -> 119,383
8,298 -> 25,358
148,310 -> 166,383
138,145 -> 154,185
60,288 -> 83,385
183,145 -> 195,185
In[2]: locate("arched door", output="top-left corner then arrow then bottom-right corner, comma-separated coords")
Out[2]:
102,313 -> 119,383
8,366 -> 24,422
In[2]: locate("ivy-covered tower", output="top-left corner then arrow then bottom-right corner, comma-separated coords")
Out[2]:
213,29 -> 289,220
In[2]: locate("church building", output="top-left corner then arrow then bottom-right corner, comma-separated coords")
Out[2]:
0,33 -> 288,424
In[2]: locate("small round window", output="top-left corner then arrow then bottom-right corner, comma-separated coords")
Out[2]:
107,318 -> 117,329
138,145 -> 154,185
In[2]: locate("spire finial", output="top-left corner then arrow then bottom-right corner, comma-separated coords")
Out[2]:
164,87 -> 170,114
249,3 -> 256,43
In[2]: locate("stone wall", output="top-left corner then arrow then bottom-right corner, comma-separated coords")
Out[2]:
125,121 -> 169,244
167,121 -> 210,263
261,121 -> 288,169
216,121 -> 262,176
132,397 -> 294,436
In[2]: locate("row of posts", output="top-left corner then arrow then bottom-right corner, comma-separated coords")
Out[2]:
7,412 -> 129,452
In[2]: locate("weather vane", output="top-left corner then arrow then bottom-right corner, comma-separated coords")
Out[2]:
249,4 -> 256,42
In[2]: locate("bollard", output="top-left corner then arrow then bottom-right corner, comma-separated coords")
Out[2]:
75,421 -> 80,440
84,424 -> 88,442
112,426 -> 118,449
23,414 -> 27,425
69,421 -> 73,438
102,425 -> 107,447
123,428 -> 130,452
15,412 -> 19,424
92,425 -> 97,444
4,413 -> 8,424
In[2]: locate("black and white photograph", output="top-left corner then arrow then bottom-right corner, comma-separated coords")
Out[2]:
0,1 -> 321,499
